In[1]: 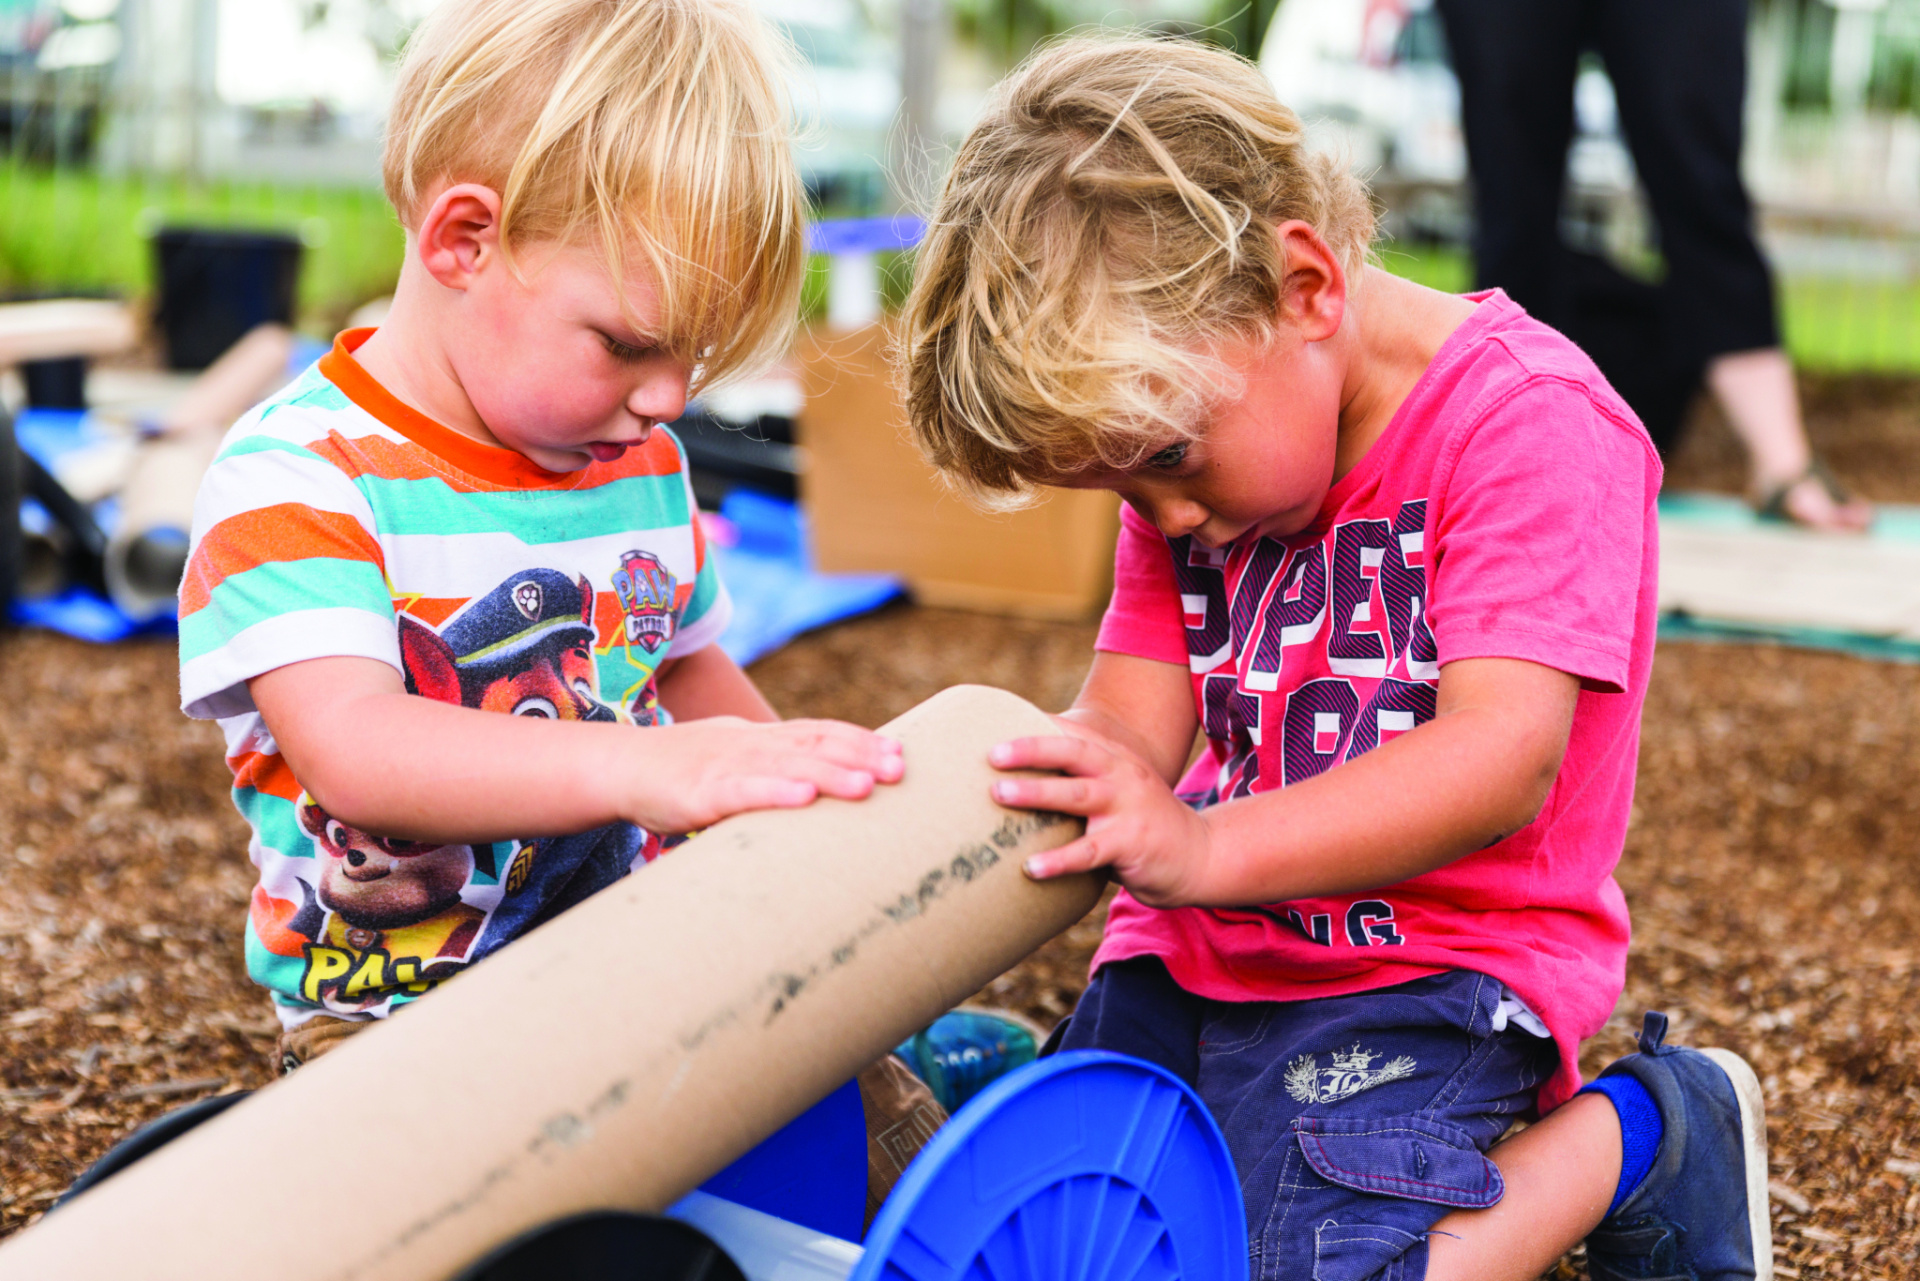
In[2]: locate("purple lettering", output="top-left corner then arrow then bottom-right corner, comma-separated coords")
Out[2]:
1280,677 -> 1358,785
1343,678 -> 1438,762
1245,545 -> 1328,692
1327,519 -> 1392,677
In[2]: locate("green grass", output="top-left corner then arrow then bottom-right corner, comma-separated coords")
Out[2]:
1,167 -> 1913,374
1377,240 -> 1920,375
0,161 -> 405,329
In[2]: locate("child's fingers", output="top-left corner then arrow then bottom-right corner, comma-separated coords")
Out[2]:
990,773 -> 1110,815
1022,834 -> 1112,880
779,720 -> 905,782
988,733 -> 1108,775
709,775 -> 819,816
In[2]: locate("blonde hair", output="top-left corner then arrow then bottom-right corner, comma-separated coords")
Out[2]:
902,35 -> 1375,503
383,0 -> 806,391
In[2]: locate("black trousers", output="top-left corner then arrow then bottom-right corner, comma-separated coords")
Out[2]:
1435,0 -> 1780,442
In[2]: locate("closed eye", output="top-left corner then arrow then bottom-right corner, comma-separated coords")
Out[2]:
600,332 -> 654,364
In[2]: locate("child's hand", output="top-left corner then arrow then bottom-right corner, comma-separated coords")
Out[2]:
987,718 -> 1212,907
629,717 -> 904,833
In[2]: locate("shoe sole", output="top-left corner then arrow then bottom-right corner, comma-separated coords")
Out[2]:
1701,1048 -> 1774,1281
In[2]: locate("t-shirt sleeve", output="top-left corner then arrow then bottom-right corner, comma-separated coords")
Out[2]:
1428,378 -> 1657,693
1095,504 -> 1189,665
178,430 -> 399,721
662,440 -> 732,659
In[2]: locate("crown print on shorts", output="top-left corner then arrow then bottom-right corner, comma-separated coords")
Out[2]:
1285,1043 -> 1418,1105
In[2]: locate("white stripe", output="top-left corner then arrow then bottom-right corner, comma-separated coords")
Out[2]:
192,446 -> 379,546
373,527 -> 699,600
181,606 -> 403,720
668,584 -> 733,658
228,400 -> 411,452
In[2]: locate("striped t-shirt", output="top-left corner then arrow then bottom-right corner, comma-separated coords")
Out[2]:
179,329 -> 730,1028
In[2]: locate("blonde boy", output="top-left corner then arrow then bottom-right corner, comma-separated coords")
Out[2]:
179,0 -> 904,1067
905,37 -> 1770,1281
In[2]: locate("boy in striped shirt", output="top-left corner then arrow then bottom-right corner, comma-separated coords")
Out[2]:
178,0 -> 902,1068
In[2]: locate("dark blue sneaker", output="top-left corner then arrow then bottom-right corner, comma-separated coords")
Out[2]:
1585,1012 -> 1773,1281
894,1007 -> 1046,1111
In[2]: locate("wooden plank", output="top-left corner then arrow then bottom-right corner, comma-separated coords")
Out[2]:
0,300 -> 137,366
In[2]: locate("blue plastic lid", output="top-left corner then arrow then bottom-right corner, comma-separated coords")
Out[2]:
852,1050 -> 1246,1281
807,216 -> 927,256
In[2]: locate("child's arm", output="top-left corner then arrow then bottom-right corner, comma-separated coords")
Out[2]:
653,644 -> 779,723
989,651 -> 1577,907
250,654 -> 901,847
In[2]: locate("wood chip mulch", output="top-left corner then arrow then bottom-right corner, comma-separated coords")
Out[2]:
2,374 -> 1917,1276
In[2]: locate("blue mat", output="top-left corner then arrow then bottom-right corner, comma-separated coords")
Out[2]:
707,490 -> 902,666
1657,491 -> 1920,664
11,417 -> 899,662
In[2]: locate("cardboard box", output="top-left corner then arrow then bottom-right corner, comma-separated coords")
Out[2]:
796,323 -> 1120,621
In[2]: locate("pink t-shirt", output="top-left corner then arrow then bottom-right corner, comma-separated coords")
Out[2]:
1093,291 -> 1660,1111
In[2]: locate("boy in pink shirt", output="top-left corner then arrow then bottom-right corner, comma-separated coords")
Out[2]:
902,35 -> 1771,1281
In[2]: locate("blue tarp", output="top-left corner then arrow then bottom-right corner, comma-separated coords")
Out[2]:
10,414 -> 899,661
707,489 -> 902,665
1657,491 -> 1920,664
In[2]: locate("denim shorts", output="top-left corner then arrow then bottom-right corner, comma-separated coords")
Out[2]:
1048,958 -> 1559,1281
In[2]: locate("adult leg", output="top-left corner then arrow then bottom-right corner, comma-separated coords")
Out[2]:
1431,0 -> 1585,316
1599,0 -> 1869,528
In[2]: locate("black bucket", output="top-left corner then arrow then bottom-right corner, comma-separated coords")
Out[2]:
152,228 -> 303,370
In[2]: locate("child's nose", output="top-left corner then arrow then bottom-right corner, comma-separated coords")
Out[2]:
628,361 -> 691,425
1148,496 -> 1211,540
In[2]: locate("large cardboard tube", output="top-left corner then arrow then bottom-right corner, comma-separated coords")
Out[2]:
0,685 -> 1098,1281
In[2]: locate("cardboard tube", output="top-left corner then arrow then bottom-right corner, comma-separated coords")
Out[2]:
0,685 -> 1098,1281
156,323 -> 295,435
104,323 -> 296,619
103,428 -> 222,621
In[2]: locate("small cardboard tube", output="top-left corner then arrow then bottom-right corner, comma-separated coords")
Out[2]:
103,428 -> 222,620
0,685 -> 1098,1281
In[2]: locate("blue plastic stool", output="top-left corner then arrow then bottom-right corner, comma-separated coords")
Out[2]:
700,1077 -> 866,1242
853,1050 -> 1245,1281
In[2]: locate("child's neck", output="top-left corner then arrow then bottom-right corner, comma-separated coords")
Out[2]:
1331,268 -> 1480,481
348,260 -> 502,451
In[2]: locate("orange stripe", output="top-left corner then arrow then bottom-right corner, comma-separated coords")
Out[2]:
250,886 -> 309,958
592,589 -> 625,649
396,596 -> 466,628
180,504 -> 384,616
228,748 -> 304,801
319,330 -> 686,489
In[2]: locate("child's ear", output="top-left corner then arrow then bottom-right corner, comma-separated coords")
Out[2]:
398,615 -> 465,705
414,182 -> 504,291
1274,220 -> 1346,343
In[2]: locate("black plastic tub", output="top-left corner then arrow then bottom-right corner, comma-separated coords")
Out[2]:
152,228 -> 303,370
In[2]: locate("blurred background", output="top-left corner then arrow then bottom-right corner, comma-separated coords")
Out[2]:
1,0 -> 1917,367
7,6 -> 1920,1270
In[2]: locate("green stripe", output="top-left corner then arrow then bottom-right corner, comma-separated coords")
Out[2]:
236,787 -> 316,861
355,472 -> 690,542
180,557 -> 394,663
686,555 -> 722,623
213,431 -> 330,467
245,922 -> 308,1000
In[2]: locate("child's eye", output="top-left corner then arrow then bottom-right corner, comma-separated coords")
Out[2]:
1147,441 -> 1189,470
600,333 -> 653,363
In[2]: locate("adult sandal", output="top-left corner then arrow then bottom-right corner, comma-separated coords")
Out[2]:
1753,458 -> 1872,532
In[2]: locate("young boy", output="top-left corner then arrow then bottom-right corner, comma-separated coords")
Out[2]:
904,37 -> 1770,1281
176,0 -> 933,1173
